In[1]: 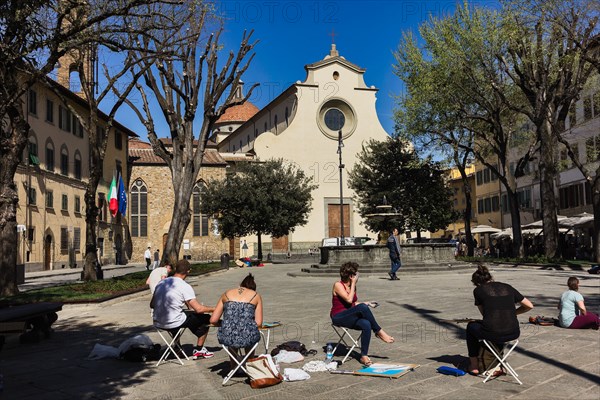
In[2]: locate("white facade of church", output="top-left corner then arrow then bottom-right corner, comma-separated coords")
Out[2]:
215,45 -> 390,251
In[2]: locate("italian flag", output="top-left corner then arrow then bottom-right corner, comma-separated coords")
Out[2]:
107,175 -> 118,217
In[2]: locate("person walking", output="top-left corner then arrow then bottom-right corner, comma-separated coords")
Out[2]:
387,228 -> 402,280
144,246 -> 152,270
153,249 -> 160,270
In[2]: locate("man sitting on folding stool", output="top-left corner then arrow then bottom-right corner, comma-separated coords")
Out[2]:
465,264 -> 533,380
152,259 -> 216,360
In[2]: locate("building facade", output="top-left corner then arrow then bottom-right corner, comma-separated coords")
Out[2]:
16,79 -> 133,272
215,45 -> 390,253
127,139 -> 230,262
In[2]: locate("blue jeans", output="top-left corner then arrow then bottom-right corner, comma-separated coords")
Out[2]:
390,258 -> 401,275
331,303 -> 382,355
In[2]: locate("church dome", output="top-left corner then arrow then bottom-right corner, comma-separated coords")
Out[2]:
215,101 -> 259,124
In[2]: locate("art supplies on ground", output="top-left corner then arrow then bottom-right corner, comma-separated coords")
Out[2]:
351,363 -> 420,378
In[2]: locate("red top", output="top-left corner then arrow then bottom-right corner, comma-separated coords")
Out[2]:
330,281 -> 357,317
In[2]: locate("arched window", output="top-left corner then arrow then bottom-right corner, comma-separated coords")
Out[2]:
27,135 -> 39,165
192,182 -> 209,237
45,140 -> 54,172
130,179 -> 148,237
285,107 -> 289,125
60,146 -> 69,176
264,122 -> 267,133
74,151 -> 82,180
274,115 -> 278,134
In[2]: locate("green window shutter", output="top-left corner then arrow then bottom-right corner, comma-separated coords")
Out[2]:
29,153 -> 40,165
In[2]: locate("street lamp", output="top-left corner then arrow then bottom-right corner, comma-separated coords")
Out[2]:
337,129 -> 345,245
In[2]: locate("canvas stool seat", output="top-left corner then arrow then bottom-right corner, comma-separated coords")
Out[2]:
331,324 -> 362,364
481,339 -> 522,385
221,341 -> 260,385
155,326 -> 189,366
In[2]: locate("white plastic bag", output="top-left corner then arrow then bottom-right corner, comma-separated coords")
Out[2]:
87,343 -> 120,360
273,350 -> 304,364
118,334 -> 154,354
283,368 -> 311,381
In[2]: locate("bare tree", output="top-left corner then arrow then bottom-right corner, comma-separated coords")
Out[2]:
123,3 -> 258,265
0,0 -> 180,295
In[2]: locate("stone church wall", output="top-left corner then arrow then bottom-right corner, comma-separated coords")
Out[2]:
128,164 -> 229,263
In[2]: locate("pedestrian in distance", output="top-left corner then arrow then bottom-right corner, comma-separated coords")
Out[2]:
387,228 -> 402,280
144,246 -> 152,270
153,249 -> 160,270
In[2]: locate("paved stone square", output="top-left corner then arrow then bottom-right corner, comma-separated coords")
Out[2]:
2,263 -> 599,399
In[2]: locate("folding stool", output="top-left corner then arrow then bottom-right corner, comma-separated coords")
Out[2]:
481,339 -> 522,385
155,326 -> 189,366
331,324 -> 362,364
221,341 -> 259,385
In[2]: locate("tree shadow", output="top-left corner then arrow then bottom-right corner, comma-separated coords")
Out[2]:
391,301 -> 600,385
1,319 -> 161,399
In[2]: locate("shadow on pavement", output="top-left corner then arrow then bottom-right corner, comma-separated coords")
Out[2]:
1,320 -> 158,399
394,301 -> 600,385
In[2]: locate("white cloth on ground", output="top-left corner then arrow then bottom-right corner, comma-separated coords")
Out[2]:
302,360 -> 337,372
283,368 -> 311,381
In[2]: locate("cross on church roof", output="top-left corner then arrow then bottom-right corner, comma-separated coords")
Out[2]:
329,28 -> 337,44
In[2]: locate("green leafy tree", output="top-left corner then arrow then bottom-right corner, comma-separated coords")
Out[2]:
348,138 -> 458,240
499,0 -> 599,259
201,159 -> 317,260
394,2 -> 537,257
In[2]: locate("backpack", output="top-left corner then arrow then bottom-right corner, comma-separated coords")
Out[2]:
270,341 -> 316,357
478,342 -> 503,374
121,343 -> 162,362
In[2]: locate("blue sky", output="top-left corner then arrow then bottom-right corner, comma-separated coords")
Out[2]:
115,0 -> 496,139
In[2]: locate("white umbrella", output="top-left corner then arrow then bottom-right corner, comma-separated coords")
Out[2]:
491,227 -> 513,239
574,216 -> 594,229
523,215 -> 567,229
471,224 -> 502,234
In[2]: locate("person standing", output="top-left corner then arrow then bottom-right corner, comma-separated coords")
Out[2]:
387,228 -> 402,280
144,246 -> 152,270
153,249 -> 160,270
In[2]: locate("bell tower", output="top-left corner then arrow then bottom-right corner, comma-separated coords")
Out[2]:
55,0 -> 95,98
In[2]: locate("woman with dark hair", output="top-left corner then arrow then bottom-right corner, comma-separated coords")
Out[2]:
558,276 -> 599,329
466,264 -> 533,375
210,273 -> 263,368
330,262 -> 394,366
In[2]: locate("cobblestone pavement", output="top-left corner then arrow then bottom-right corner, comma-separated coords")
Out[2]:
2,263 -> 599,399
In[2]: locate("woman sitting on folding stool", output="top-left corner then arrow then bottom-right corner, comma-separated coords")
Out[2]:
466,264 -> 534,375
210,273 -> 263,371
330,261 -> 394,366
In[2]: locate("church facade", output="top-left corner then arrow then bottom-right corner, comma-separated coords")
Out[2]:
214,45 -> 390,254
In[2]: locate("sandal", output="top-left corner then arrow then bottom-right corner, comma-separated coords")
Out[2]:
468,369 -> 480,376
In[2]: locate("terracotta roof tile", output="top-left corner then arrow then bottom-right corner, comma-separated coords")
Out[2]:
129,142 -> 227,166
216,102 -> 259,123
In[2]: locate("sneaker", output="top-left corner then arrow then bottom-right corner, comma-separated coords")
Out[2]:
192,347 -> 214,359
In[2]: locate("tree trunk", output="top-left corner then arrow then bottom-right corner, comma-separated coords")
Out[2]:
539,122 -> 559,259
82,176 -> 101,281
593,175 -> 600,263
507,190 -> 524,258
163,194 -> 192,266
0,108 -> 29,296
0,180 -> 19,296
257,231 -> 263,261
